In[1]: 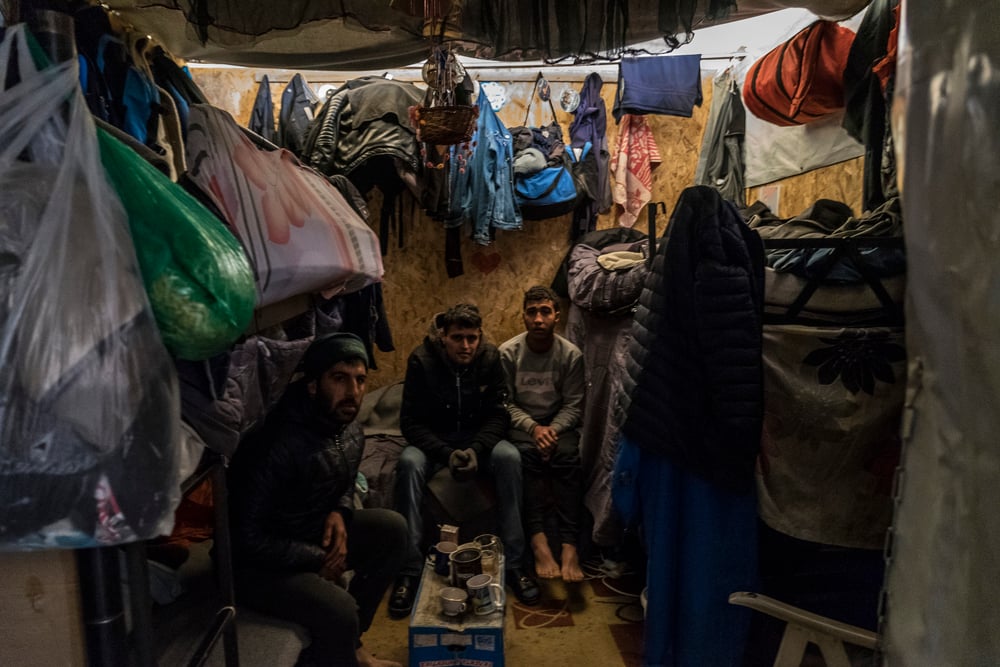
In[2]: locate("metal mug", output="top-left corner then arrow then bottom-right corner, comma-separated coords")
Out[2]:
449,544 -> 483,588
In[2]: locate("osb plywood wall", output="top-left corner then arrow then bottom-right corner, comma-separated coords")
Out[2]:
193,67 -> 863,388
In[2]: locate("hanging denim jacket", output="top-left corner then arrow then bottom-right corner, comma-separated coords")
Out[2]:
468,87 -> 522,245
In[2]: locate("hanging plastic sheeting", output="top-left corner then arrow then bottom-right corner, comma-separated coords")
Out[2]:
881,3 -> 1000,665
0,25 -> 181,550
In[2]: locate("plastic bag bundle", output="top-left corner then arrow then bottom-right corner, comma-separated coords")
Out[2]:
98,127 -> 257,361
0,25 -> 181,549
185,104 -> 384,308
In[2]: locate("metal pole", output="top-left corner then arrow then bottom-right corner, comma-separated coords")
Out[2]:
124,542 -> 156,667
211,459 -> 240,667
75,547 -> 129,667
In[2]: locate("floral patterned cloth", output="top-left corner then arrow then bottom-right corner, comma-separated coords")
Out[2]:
757,324 -> 905,548
610,114 -> 661,228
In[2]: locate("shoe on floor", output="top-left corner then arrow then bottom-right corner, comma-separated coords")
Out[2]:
389,575 -> 418,619
506,568 -> 540,606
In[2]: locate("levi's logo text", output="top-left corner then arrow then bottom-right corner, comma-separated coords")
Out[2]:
518,372 -> 555,390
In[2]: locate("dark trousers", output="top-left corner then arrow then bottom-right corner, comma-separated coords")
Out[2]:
234,508 -> 407,667
514,430 -> 583,545
395,441 -> 526,577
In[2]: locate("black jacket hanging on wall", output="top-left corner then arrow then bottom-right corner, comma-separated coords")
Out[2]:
278,73 -> 319,156
620,186 -> 765,492
249,74 -> 275,142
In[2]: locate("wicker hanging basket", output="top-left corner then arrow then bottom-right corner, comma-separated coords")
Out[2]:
410,44 -> 478,145
412,104 -> 479,145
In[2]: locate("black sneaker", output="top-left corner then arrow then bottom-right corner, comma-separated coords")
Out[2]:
388,575 -> 418,619
506,568 -> 541,606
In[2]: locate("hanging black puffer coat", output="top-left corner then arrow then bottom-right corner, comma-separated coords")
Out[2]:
620,186 -> 765,492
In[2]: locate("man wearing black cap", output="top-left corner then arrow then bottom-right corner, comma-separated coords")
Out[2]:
228,333 -> 405,667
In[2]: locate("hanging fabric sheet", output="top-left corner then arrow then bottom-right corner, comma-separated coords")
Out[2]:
757,324 -> 904,549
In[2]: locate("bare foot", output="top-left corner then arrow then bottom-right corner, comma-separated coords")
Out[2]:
531,533 -> 560,579
560,543 -> 585,582
357,646 -> 401,667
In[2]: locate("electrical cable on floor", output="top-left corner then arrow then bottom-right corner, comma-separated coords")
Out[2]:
581,556 -> 645,623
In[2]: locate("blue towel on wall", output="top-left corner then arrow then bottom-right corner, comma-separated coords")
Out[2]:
613,54 -> 703,122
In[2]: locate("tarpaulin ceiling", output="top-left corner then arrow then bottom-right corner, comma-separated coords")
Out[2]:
102,0 -> 871,70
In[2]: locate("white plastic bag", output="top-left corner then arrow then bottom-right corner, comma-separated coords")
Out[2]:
0,25 -> 181,549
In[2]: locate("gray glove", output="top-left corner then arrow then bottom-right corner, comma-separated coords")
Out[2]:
448,448 -> 478,482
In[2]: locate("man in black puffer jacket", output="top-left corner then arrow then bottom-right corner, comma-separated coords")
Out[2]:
389,303 -> 539,618
228,333 -> 405,667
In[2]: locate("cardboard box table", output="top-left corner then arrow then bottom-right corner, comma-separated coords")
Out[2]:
409,560 -> 505,667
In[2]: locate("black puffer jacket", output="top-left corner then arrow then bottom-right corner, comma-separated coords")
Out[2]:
400,317 -> 510,466
621,186 -> 765,492
228,381 -> 362,572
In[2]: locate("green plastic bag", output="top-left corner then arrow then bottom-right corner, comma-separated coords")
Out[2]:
98,128 -> 257,360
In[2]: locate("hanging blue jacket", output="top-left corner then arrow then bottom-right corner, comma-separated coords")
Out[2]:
570,73 -> 612,217
468,87 -> 522,245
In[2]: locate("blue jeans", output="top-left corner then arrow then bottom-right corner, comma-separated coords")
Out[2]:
395,441 -> 525,577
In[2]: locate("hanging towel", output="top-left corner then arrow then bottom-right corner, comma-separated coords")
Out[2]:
612,54 -> 703,122
611,114 -> 661,228
249,74 -> 276,143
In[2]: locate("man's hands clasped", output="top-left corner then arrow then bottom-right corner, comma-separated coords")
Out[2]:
532,425 -> 558,461
448,448 -> 479,482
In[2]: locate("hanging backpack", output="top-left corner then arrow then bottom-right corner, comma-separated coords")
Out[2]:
512,73 -> 582,220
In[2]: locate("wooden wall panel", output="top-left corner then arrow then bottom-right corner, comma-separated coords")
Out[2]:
747,157 -> 865,218
0,551 -> 86,667
188,67 -> 863,387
